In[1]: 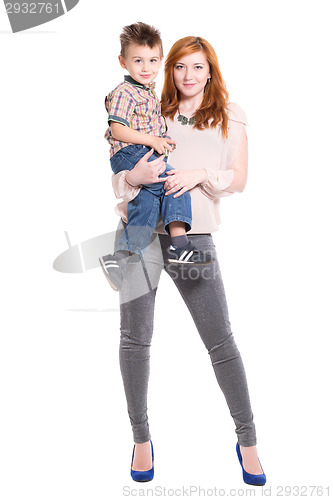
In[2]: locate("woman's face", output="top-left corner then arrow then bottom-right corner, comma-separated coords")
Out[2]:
173,50 -> 211,100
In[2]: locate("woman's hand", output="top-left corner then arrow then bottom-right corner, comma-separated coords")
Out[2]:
164,169 -> 207,198
125,148 -> 168,187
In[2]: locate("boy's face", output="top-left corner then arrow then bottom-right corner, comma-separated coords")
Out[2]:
119,43 -> 163,86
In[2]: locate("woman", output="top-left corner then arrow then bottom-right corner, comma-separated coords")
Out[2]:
111,36 -> 266,486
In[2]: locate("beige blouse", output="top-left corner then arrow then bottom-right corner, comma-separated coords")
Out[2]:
111,102 -> 248,234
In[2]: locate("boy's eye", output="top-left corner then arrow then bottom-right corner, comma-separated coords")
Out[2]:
134,59 -> 142,63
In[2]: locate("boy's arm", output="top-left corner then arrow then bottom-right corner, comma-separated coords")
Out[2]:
110,122 -> 176,155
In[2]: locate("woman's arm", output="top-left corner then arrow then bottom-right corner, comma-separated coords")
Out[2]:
111,148 -> 168,202
197,123 -> 248,199
163,113 -> 248,199
162,127 -> 247,198
112,170 -> 141,203
222,126 -> 248,193
200,125 -> 248,198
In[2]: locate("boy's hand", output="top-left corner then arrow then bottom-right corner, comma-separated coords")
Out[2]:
149,136 -> 177,155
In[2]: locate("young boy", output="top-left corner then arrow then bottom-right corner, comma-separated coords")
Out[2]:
99,22 -> 213,291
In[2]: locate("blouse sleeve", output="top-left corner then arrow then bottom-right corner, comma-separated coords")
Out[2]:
198,102 -> 248,200
198,169 -> 235,200
224,102 -> 248,170
111,170 -> 141,203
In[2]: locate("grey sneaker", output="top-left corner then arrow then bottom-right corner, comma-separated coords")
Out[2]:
99,253 -> 125,291
99,251 -> 141,291
167,242 -> 214,265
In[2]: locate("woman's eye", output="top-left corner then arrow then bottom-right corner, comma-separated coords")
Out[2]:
195,66 -> 203,70
175,65 -> 184,70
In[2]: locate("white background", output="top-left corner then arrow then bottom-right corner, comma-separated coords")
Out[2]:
1,0 -> 332,498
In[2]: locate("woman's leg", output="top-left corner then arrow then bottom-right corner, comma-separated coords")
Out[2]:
118,236 -> 164,468
119,289 -> 156,444
159,233 -> 257,447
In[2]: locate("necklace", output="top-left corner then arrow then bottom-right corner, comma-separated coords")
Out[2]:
177,111 -> 196,126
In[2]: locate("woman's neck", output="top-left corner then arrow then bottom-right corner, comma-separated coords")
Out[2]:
178,94 -> 203,116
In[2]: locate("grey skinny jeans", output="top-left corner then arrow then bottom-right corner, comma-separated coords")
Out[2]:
118,229 -> 257,447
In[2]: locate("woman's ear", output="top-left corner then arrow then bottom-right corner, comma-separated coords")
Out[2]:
118,55 -> 127,69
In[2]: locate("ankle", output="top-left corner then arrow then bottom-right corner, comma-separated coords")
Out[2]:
171,234 -> 189,248
239,445 -> 263,474
132,440 -> 153,471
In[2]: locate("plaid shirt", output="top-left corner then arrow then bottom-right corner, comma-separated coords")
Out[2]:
104,75 -> 168,158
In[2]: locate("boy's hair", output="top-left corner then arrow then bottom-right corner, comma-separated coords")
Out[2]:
120,22 -> 163,58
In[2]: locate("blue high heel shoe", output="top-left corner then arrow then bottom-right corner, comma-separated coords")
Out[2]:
236,442 -> 266,486
130,440 -> 154,482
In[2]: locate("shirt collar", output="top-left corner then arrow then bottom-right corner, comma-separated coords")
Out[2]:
124,75 -> 156,91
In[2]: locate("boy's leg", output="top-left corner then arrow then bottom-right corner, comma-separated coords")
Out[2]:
111,145 -> 168,253
100,188 -> 161,291
160,188 -> 214,264
160,186 -> 192,236
116,188 -> 161,255
101,148 -> 178,289
114,150 -> 172,253
110,144 -> 145,175
101,145 -> 162,283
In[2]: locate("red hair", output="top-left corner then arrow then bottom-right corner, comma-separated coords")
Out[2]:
161,36 -> 229,137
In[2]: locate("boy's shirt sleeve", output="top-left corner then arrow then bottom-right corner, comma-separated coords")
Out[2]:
105,88 -> 135,127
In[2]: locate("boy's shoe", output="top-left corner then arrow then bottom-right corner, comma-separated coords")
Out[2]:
99,252 -> 128,291
167,242 -> 214,265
